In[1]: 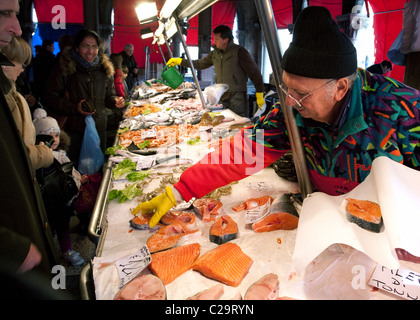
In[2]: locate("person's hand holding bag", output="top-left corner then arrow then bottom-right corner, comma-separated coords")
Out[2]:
77,99 -> 95,115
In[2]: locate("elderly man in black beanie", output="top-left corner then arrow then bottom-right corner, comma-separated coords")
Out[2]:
126,6 -> 420,230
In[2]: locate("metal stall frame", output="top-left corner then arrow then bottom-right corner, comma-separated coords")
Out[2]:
254,0 -> 313,199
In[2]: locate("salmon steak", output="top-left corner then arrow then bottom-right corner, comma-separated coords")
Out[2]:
252,212 -> 299,232
244,273 -> 279,300
231,195 -> 274,212
146,224 -> 198,253
187,284 -> 224,300
209,215 -> 238,244
113,274 -> 166,300
193,198 -> 223,222
149,243 -> 201,285
160,210 -> 196,231
345,198 -> 383,233
192,242 -> 253,287
129,213 -> 154,230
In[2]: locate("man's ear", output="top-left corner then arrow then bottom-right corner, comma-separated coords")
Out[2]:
334,77 -> 349,101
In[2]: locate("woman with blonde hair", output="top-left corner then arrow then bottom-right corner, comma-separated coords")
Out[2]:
1,36 -> 53,170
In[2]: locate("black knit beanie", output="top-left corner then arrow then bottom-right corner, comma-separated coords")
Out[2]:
282,6 -> 357,79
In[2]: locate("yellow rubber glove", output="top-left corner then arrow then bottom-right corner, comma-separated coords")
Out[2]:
256,92 -> 265,110
166,57 -> 182,67
131,186 -> 177,228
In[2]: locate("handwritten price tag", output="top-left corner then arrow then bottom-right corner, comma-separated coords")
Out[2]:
136,155 -> 156,170
244,198 -> 272,224
369,264 -> 420,300
115,245 -> 151,288
141,127 -> 157,139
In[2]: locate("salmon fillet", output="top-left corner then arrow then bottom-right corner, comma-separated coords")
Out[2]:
252,212 -> 299,232
231,196 -> 274,212
192,242 -> 253,287
149,243 -> 201,285
146,224 -> 198,253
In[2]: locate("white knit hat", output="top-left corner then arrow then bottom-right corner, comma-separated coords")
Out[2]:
33,108 -> 60,135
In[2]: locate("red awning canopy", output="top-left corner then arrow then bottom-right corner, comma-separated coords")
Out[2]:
32,0 -> 410,81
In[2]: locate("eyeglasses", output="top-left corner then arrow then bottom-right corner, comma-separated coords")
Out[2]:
279,79 -> 335,107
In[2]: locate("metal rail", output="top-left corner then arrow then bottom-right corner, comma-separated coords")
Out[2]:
174,15 -> 207,109
254,0 -> 313,199
87,140 -> 115,245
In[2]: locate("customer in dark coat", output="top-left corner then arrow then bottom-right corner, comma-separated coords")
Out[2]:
45,29 -> 125,165
32,39 -> 56,103
0,0 -> 58,276
119,43 -> 139,93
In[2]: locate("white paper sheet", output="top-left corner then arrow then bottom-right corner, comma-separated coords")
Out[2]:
293,157 -> 420,274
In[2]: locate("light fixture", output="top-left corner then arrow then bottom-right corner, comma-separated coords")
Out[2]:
160,0 -> 183,19
141,27 -> 154,39
135,1 -> 158,25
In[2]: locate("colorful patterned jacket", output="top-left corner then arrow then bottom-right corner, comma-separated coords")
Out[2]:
175,69 -> 420,200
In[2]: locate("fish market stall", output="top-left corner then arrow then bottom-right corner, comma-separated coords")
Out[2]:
80,0 -> 420,301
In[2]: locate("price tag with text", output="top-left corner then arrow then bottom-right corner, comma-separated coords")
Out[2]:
115,245 -> 151,288
141,127 -> 157,139
136,155 -> 156,170
369,264 -> 420,300
244,198 -> 272,224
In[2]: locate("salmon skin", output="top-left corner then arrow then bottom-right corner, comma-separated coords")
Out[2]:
244,273 -> 279,300
345,198 -> 383,233
114,274 -> 166,300
231,196 -> 274,212
146,224 -> 198,253
160,210 -> 196,230
192,242 -> 253,287
193,198 -> 223,222
252,212 -> 299,232
209,215 -> 238,245
130,213 -> 154,230
149,243 -> 201,285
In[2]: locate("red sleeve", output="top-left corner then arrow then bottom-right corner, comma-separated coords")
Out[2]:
114,69 -> 125,98
174,128 -> 287,201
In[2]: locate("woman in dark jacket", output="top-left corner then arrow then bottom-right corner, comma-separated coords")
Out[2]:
45,29 -> 125,165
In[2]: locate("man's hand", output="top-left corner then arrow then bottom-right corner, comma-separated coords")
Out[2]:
131,186 -> 178,228
166,58 -> 182,67
77,99 -> 95,116
18,243 -> 42,273
115,96 -> 125,108
256,92 -> 265,110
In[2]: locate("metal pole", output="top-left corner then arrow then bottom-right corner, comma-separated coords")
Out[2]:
174,16 -> 207,109
254,0 -> 312,199
144,45 -> 150,80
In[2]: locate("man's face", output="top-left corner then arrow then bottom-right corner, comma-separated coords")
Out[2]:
282,71 -> 338,123
213,33 -> 229,50
0,0 -> 21,48
124,47 -> 134,56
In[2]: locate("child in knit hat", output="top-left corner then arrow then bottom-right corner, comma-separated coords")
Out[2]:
33,108 -> 88,266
